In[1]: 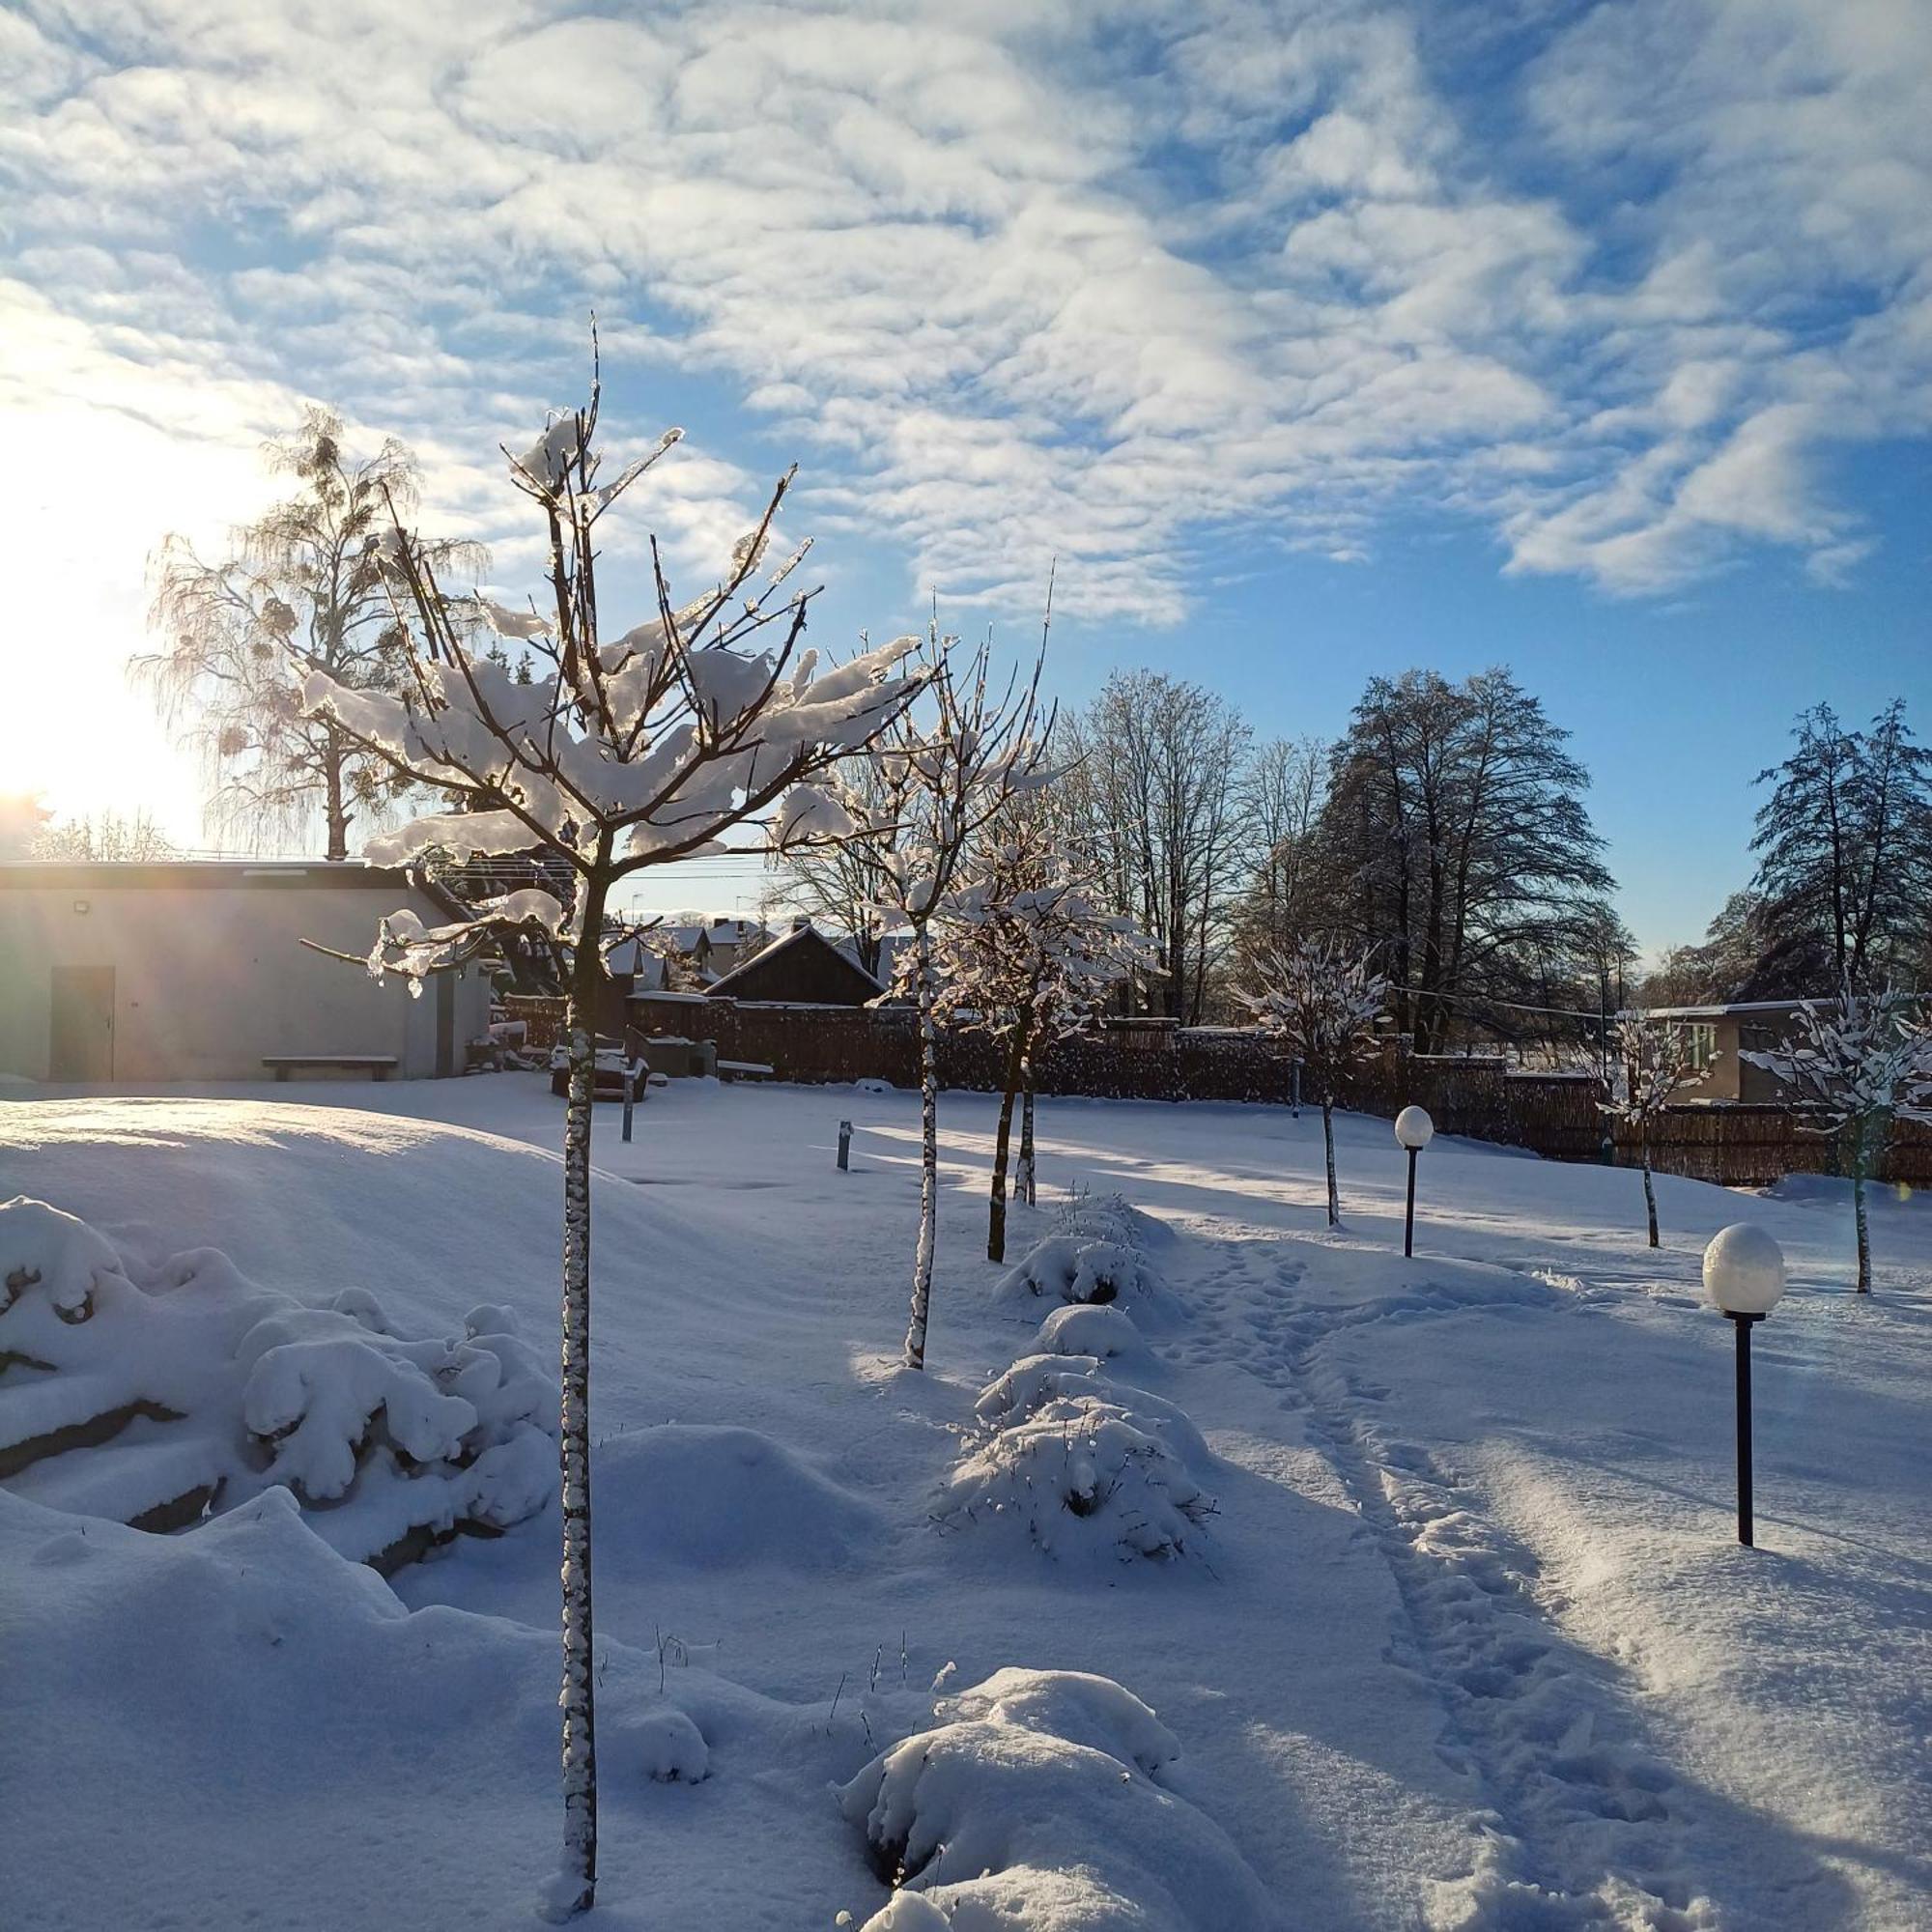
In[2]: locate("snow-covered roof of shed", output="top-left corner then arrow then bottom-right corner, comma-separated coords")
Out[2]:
0,859 -> 472,922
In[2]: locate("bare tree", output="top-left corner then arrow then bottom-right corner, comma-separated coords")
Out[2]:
139,407 -> 486,860
1602,1009 -> 1713,1247
863,634 -> 1054,1370
1743,977 -> 1932,1292
1060,670 -> 1251,1023
299,362 -> 922,1918
30,810 -> 176,861
1232,733 -> 1327,968
1240,939 -> 1388,1226
772,750 -> 900,976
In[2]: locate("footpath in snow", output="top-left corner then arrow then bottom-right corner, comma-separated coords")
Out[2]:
1,1074 -> 1927,1930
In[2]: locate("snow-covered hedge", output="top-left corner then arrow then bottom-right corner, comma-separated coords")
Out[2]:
838,1665 -> 1269,1930
992,1196 -> 1179,1324
0,1197 -> 555,1570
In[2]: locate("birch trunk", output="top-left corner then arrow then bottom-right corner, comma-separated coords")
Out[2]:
1642,1146 -> 1659,1249
554,877 -> 608,1917
1321,1098 -> 1339,1227
987,1020 -> 1030,1264
1854,1162 -> 1871,1293
903,924 -> 940,1369
1017,1055 -> 1037,1208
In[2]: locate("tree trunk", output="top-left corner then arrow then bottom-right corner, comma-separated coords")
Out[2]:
554,1002 -> 599,1915
1321,1098 -> 1339,1227
323,726 -> 352,863
1017,1055 -> 1037,1208
553,872 -> 609,1918
1854,1163 -> 1871,1293
903,924 -> 940,1369
1642,1149 -> 1659,1249
987,1021 -> 1030,1264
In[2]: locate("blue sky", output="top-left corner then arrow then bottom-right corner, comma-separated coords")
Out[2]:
1,0 -> 1926,955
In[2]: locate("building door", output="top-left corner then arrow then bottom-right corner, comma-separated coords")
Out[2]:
49,966 -> 115,1081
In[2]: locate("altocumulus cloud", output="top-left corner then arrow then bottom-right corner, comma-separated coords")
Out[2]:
1,0 -> 1928,623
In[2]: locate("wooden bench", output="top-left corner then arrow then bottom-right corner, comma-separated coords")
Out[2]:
262,1055 -> 399,1082
716,1059 -> 775,1084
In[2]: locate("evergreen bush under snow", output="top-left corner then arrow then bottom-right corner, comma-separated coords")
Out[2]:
0,1196 -> 555,1570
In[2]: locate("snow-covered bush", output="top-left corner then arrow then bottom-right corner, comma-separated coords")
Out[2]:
0,1196 -> 555,1570
1034,1301 -> 1144,1362
993,1197 -> 1178,1324
838,1665 -> 1269,1930
603,1706 -> 710,1785
947,1357 -> 1216,1564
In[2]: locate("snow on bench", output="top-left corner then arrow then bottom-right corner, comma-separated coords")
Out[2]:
261,1055 -> 398,1081
716,1059 -> 774,1082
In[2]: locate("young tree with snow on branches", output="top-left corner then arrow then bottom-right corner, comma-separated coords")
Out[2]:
932,811 -> 1158,1263
858,634 -> 1056,1370
1743,977 -> 1932,1293
1240,940 -> 1388,1227
298,360 -> 923,1919
1602,1009 -> 1715,1248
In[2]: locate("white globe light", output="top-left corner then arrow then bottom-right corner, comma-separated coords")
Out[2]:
1394,1106 -> 1435,1151
1702,1223 -> 1786,1316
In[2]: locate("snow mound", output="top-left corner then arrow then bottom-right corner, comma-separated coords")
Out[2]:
595,1423 -> 884,1571
0,1196 -> 556,1570
1035,1302 -> 1144,1361
606,1703 -> 710,1784
993,1199 -> 1179,1324
838,1665 -> 1268,1931
947,1359 -> 1217,1564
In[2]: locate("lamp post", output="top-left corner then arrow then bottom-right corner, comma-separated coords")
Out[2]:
1702,1224 -> 1786,1548
1394,1106 -> 1434,1259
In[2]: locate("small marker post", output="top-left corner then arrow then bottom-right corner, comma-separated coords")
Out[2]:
837,1120 -> 852,1171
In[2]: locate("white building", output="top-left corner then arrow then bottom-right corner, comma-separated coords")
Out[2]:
0,862 -> 492,1083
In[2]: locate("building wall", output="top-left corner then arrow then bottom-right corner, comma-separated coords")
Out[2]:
0,870 -> 490,1082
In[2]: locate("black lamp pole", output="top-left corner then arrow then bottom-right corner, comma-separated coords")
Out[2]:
1728,1311 -> 1763,1546
1404,1146 -> 1418,1259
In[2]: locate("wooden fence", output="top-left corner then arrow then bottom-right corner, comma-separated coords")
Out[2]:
499,993 -> 1932,1189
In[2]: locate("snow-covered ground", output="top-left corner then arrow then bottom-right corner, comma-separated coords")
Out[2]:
2,1074 -> 1927,1930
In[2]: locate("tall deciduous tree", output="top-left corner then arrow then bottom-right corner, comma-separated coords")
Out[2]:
1314,668 -> 1616,1053
140,408 -> 485,860
1742,976 -> 1932,1293
1750,700 -> 1932,992
1240,939 -> 1388,1226
299,367 -> 922,1918
1058,670 -> 1251,1025
1602,1009 -> 1713,1247
1232,734 -> 1328,971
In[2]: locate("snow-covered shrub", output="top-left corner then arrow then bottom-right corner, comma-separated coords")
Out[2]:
993,1197 -> 1178,1324
838,1665 -> 1269,1930
1034,1301 -> 1144,1363
0,1197 -> 556,1570
947,1353 -> 1216,1564
604,1705 -> 710,1785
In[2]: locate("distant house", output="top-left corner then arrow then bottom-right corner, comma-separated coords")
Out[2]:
609,916 -> 770,991
703,923 -> 885,1007
0,861 -> 491,1082
1647,1000 -> 1830,1103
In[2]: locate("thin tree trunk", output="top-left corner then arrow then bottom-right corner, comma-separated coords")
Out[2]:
555,996 -> 599,1914
1321,1098 -> 1339,1227
1642,1148 -> 1659,1249
554,869 -> 609,1918
1854,1162 -> 1871,1293
904,924 -> 940,1369
1017,1055 -> 1037,1208
987,1021 -> 1030,1264
324,726 -> 350,862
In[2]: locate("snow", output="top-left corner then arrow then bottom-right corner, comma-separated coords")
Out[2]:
1,1076 -> 1928,1928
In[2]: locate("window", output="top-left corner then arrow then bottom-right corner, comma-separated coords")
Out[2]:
1678,1022 -> 1717,1072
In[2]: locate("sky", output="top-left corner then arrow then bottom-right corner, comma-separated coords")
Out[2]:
1,0 -> 1927,955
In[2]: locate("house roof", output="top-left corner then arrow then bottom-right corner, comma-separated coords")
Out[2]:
1646,995 -> 1926,1020
0,859 -> 474,923
705,922 -> 885,1001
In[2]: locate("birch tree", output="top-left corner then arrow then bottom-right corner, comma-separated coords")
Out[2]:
933,813 -> 1157,1262
1742,977 -> 1932,1292
864,638 -> 1054,1369
1240,939 -> 1388,1226
298,366 -> 922,1918
140,408 -> 486,860
1602,1009 -> 1713,1248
